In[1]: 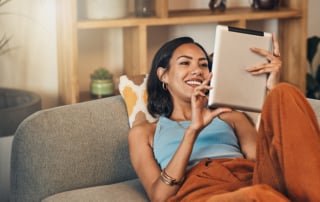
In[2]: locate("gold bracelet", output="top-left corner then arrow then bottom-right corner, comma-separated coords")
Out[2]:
160,168 -> 184,186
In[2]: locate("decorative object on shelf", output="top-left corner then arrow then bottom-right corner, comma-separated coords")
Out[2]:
306,36 -> 320,99
134,0 -> 155,17
209,0 -> 226,12
250,0 -> 280,10
85,0 -> 128,20
90,68 -> 114,98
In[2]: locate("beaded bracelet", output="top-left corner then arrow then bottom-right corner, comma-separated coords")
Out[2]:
160,168 -> 184,186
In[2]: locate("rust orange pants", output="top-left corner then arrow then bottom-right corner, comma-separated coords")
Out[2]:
168,83 -> 320,202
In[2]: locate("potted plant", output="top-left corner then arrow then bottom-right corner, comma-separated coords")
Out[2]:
90,67 -> 114,98
0,0 -> 12,56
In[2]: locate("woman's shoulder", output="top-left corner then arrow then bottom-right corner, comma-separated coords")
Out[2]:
129,121 -> 157,137
132,120 -> 157,130
218,110 -> 249,128
129,121 -> 158,147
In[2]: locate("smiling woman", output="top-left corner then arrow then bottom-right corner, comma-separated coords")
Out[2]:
128,35 -> 320,202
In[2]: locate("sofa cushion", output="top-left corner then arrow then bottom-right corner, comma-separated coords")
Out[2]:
42,179 -> 148,202
119,75 -> 158,127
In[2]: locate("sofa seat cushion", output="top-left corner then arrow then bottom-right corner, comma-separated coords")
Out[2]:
42,179 -> 148,202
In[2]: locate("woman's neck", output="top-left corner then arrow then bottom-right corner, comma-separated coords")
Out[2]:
170,100 -> 192,121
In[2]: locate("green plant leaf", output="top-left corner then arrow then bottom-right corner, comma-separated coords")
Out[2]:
0,0 -> 13,55
90,68 -> 113,80
307,36 -> 320,64
0,0 -> 11,7
0,34 -> 12,56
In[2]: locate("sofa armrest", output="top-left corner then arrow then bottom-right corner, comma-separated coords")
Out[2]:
10,96 -> 137,202
308,98 -> 320,124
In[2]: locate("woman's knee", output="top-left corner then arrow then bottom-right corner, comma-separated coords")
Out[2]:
266,82 -> 305,104
271,83 -> 300,95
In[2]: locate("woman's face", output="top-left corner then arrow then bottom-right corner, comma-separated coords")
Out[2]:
160,43 -> 210,102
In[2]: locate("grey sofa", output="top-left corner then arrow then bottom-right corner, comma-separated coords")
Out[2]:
10,95 -> 320,202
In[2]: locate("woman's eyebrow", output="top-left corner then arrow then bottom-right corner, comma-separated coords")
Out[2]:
199,58 -> 207,62
176,55 -> 207,61
176,55 -> 192,60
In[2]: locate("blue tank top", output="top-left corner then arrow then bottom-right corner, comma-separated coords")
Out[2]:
153,116 -> 243,170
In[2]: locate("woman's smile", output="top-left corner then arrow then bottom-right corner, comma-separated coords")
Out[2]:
185,79 -> 203,87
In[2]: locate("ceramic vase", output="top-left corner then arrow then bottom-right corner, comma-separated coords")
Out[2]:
90,80 -> 114,98
85,0 -> 128,20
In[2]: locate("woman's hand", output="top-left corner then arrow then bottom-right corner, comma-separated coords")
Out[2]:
189,73 -> 231,132
246,33 -> 282,90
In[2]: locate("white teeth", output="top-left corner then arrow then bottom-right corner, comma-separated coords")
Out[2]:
186,80 -> 201,85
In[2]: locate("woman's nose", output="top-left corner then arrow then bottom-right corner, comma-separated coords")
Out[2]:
191,69 -> 201,76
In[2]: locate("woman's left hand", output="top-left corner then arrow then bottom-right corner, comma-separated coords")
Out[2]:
246,33 -> 282,90
189,73 -> 231,132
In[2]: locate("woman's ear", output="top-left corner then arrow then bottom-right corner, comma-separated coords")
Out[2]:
157,67 -> 168,83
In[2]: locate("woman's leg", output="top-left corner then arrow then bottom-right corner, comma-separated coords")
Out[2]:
168,159 -> 289,202
253,83 -> 320,201
206,184 -> 289,202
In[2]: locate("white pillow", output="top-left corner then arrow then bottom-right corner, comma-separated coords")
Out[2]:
119,75 -> 158,128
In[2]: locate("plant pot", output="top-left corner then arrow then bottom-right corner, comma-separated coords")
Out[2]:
85,0 -> 128,20
90,79 -> 114,98
0,88 -> 41,136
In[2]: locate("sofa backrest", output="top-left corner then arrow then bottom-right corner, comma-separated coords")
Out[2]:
10,96 -> 137,202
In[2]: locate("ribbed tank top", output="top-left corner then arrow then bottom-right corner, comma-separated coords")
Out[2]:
153,116 -> 243,170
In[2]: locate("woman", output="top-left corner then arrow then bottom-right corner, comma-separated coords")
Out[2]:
128,36 -> 320,202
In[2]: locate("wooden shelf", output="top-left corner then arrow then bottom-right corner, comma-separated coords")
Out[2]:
77,8 -> 302,29
56,0 -> 308,105
169,7 -> 301,20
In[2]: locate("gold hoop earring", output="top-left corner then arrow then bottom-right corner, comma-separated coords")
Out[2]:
162,82 -> 167,91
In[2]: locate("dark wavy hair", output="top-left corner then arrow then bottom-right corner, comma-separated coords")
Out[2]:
147,37 -> 212,118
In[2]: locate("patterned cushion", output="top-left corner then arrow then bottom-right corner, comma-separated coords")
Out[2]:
119,75 -> 158,128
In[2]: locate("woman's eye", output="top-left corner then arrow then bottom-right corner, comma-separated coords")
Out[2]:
180,61 -> 190,65
200,63 -> 208,68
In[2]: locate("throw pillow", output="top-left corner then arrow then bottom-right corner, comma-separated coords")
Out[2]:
119,74 -> 158,128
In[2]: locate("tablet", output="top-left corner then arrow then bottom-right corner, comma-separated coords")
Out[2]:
208,25 -> 272,112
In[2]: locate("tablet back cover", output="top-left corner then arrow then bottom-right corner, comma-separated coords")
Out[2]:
208,25 -> 272,112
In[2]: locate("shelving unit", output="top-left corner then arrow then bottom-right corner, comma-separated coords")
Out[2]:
56,0 -> 307,105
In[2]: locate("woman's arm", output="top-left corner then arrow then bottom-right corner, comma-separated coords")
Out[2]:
219,111 -> 257,161
128,122 -> 198,201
